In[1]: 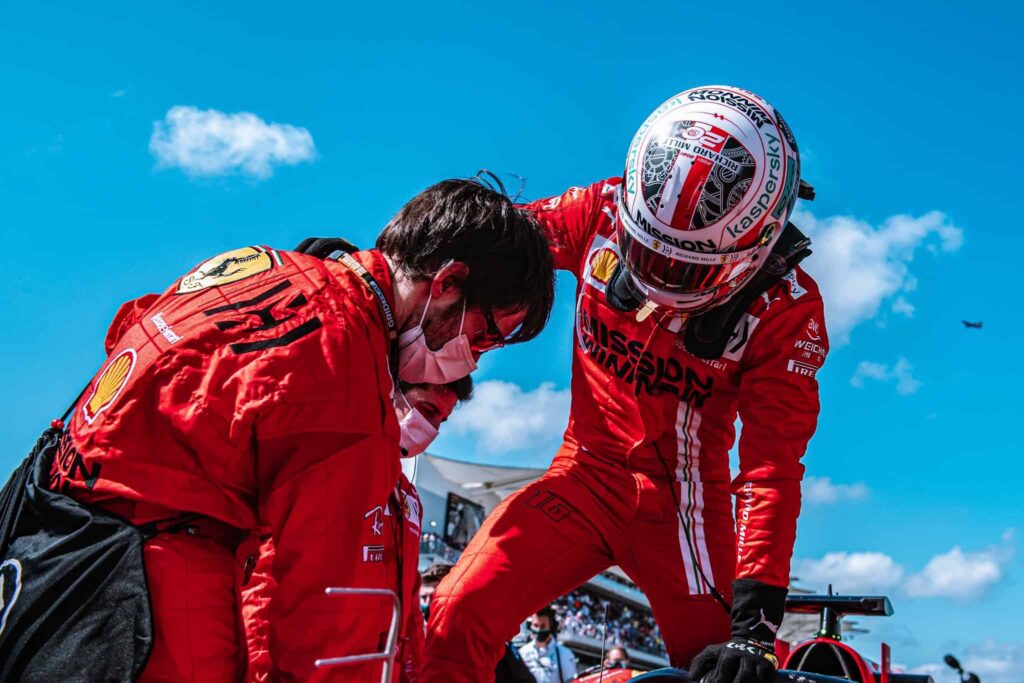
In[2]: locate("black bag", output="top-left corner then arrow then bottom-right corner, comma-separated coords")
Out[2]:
0,424 -> 155,682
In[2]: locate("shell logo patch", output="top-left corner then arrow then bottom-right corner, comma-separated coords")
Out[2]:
82,349 -> 136,424
589,247 -> 619,285
177,246 -> 281,294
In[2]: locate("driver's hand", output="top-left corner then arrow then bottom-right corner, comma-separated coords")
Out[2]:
689,637 -> 779,683
690,579 -> 787,683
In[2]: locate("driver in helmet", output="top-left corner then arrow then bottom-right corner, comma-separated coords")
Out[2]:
423,86 -> 828,683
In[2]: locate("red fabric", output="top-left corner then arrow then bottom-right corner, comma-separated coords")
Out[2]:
424,449 -> 732,682
140,532 -> 246,682
54,247 -> 404,681
423,179 -> 827,681
241,476 -> 426,683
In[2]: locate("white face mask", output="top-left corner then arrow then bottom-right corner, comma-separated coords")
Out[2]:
397,292 -> 477,384
397,393 -> 439,458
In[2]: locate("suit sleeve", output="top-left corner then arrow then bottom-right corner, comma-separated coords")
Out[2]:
733,293 -> 828,588
520,179 -> 617,273
104,294 -> 160,353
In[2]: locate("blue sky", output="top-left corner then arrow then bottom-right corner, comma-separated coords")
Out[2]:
2,0 -> 1021,677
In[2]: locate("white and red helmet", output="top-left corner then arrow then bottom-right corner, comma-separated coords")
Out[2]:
616,85 -> 802,313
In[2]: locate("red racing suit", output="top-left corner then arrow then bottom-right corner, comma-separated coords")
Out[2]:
51,246 -> 406,681
423,179 -> 828,681
242,474 -> 427,682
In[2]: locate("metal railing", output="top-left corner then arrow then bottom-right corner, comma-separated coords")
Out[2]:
313,587 -> 400,683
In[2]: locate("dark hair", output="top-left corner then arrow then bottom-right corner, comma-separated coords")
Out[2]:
398,376 -> 474,404
376,178 -> 554,344
533,605 -> 558,626
609,645 -> 629,658
421,562 -> 455,586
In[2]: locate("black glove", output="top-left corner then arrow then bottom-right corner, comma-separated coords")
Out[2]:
689,579 -> 786,683
294,237 -> 359,259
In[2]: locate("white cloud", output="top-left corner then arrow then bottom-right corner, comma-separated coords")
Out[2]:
913,642 -> 1024,683
446,380 -> 570,454
891,296 -> 916,317
803,476 -> 869,504
849,356 -> 922,395
850,361 -> 888,387
149,106 -> 316,179
793,551 -> 905,594
111,88 -> 127,98
892,358 -> 923,395
795,207 -> 963,345
904,547 -> 1003,599
795,532 -> 1013,606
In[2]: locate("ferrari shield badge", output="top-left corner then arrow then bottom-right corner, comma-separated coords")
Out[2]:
82,349 -> 136,424
176,246 -> 280,294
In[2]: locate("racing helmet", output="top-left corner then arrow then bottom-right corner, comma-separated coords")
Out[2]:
615,85 -> 802,314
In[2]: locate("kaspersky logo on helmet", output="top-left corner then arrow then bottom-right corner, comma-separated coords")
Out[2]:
724,131 -> 784,240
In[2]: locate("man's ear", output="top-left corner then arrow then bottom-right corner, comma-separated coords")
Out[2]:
428,261 -> 470,299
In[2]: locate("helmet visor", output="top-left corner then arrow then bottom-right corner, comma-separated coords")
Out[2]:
617,221 -> 757,295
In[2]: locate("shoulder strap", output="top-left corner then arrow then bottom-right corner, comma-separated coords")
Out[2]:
52,384 -> 90,431
683,222 -> 812,360
332,252 -> 398,340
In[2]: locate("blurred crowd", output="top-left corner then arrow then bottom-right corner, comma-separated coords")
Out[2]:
553,587 -> 666,657
420,532 -> 462,564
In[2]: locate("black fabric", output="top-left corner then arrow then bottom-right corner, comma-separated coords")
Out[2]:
688,580 -> 787,683
494,641 -> 536,683
606,261 -> 645,312
0,427 -> 155,682
683,222 -> 812,360
730,579 -> 787,645
690,639 -> 778,683
294,237 -> 360,259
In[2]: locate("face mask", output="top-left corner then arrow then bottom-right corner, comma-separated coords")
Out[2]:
419,597 -> 431,618
397,292 -> 477,384
398,399 -> 439,458
530,627 -> 552,642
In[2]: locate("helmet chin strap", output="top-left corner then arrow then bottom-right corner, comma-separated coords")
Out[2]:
604,222 -> 815,359
605,262 -> 645,312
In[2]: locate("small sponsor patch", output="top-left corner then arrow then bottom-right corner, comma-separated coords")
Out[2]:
150,313 -> 181,343
782,269 -> 807,299
723,313 -> 760,361
404,494 -> 422,534
364,506 -> 385,536
787,359 -> 819,378
83,349 -> 136,424
177,246 -> 280,294
362,545 -> 384,563
588,248 -> 619,285
806,318 -> 822,341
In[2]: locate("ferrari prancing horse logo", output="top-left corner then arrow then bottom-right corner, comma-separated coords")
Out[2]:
177,246 -> 281,294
